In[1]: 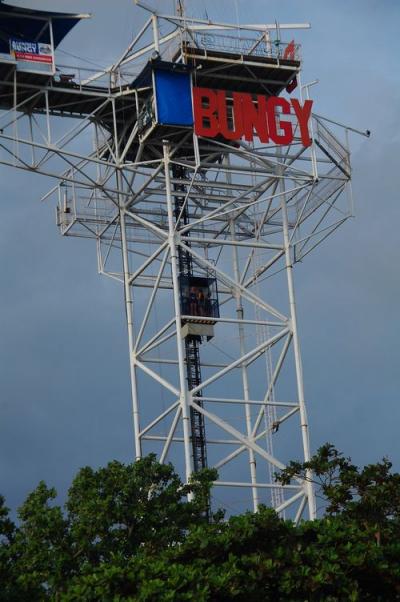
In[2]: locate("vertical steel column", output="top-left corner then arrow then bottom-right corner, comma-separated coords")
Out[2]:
113,97 -> 141,460
152,14 -> 160,54
230,220 -> 260,512
163,141 -> 194,493
300,76 -> 318,181
280,175 -> 316,520
120,201 -> 142,460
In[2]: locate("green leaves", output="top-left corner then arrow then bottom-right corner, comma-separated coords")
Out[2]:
0,456 -> 217,599
1,447 -> 400,599
65,455 -> 215,563
277,444 -> 400,535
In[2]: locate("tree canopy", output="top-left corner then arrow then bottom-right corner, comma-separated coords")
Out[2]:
1,445 -> 400,601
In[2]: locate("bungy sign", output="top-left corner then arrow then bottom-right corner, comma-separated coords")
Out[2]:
193,87 -> 313,147
10,39 -> 53,65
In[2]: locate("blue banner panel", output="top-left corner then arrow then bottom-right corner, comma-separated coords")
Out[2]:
155,69 -> 193,127
10,38 -> 53,64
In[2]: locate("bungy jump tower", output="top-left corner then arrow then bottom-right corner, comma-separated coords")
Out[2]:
0,1 -> 369,519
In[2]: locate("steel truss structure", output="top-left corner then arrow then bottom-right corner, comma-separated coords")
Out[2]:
0,2 -> 368,520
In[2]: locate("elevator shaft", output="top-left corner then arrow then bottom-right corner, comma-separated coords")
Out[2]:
172,165 -> 208,474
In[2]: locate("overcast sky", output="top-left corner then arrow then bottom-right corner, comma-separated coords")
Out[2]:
0,0 -> 399,515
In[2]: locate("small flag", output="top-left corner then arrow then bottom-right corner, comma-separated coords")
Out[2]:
286,75 -> 298,93
283,39 -> 296,61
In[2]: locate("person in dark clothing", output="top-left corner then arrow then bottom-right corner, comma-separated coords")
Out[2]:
189,286 -> 198,316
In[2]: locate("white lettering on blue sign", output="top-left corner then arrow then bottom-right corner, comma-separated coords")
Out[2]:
10,39 -> 39,55
9,39 -> 53,66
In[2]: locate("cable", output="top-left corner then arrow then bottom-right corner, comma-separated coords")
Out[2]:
57,48 -> 107,70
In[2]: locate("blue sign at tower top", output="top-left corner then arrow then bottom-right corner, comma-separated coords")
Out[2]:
154,69 -> 193,127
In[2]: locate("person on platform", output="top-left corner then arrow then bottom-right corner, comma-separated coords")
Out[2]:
189,286 -> 198,316
197,288 -> 206,316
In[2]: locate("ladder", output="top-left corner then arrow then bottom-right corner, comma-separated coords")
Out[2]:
172,165 -> 208,474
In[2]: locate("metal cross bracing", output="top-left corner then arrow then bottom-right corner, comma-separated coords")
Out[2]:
0,3 -> 369,520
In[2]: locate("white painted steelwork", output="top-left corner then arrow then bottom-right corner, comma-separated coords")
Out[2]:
0,2 -> 369,520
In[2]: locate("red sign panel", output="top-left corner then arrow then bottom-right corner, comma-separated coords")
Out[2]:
13,52 -> 53,64
193,87 -> 313,147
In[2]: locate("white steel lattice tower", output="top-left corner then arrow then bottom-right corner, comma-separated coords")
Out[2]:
0,2 -> 369,519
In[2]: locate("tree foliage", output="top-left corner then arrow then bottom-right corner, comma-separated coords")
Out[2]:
278,442 -> 400,541
1,446 -> 400,600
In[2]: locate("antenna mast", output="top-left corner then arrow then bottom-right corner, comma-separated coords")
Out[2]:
176,0 -> 185,18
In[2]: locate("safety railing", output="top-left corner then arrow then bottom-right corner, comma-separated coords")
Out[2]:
315,116 -> 350,171
184,31 -> 301,62
53,63 -> 134,93
0,50 -> 55,75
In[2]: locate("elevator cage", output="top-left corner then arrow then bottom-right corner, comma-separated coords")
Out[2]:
179,276 -> 220,321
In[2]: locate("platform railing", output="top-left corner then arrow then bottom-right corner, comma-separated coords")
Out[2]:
0,52 -> 116,91
0,52 -> 15,63
184,31 -> 301,62
9,55 -> 137,93
314,116 -> 350,170
53,63 -> 128,93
